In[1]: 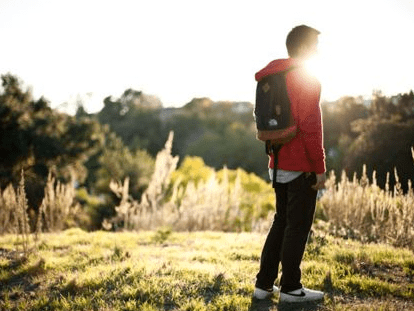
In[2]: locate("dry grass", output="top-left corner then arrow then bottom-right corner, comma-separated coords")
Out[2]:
16,170 -> 31,254
107,134 -> 414,245
0,183 -> 20,235
2,133 -> 413,256
106,132 -> 248,231
166,167 -> 243,231
0,171 -> 32,255
106,131 -> 179,230
319,163 -> 414,250
40,172 -> 80,232
0,170 -> 80,257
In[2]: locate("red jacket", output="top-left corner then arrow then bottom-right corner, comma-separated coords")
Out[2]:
255,58 -> 326,174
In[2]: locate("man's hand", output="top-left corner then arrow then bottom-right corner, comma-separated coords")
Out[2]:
312,173 -> 326,191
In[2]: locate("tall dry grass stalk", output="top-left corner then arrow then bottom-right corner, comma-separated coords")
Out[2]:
16,170 -> 31,253
167,167 -> 242,231
0,184 -> 19,235
108,137 -> 414,242
0,171 -> 32,254
107,131 -> 248,231
0,170 -> 79,238
107,131 -> 179,230
40,172 -> 80,232
319,163 -> 414,249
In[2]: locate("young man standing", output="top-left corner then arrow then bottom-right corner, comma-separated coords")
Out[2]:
253,25 -> 326,302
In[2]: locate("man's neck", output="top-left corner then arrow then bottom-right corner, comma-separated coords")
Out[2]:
291,56 -> 307,64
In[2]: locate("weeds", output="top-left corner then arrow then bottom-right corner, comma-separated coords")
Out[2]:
152,227 -> 172,244
319,164 -> 414,249
319,148 -> 414,249
0,170 -> 32,257
107,132 -> 266,232
16,170 -> 31,255
41,172 -> 80,232
106,131 -> 179,231
0,169 -> 79,259
105,133 -> 414,247
0,183 -> 19,235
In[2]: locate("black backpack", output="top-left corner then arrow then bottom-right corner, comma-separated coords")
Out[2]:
254,68 -> 297,186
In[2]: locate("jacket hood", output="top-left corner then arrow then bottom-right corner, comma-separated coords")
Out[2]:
255,58 -> 298,82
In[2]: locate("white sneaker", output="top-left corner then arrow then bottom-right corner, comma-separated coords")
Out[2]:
253,285 -> 279,299
279,287 -> 324,303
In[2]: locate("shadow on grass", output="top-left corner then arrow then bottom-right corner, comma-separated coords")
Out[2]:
248,297 -> 274,311
249,298 -> 323,311
0,257 -> 45,301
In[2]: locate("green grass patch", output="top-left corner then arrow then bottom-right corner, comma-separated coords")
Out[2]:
0,230 -> 413,310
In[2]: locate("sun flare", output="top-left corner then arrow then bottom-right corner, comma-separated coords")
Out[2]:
303,51 -> 345,101
303,54 -> 325,82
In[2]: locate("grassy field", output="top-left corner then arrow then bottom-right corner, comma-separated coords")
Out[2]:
1,228 -> 414,311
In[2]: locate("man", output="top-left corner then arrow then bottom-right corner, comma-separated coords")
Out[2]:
253,25 -> 326,303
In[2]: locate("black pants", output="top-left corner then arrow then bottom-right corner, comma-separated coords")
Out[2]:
255,172 -> 318,293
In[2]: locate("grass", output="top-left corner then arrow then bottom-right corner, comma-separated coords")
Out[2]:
319,165 -> 414,250
1,228 -> 413,311
104,133 -> 275,233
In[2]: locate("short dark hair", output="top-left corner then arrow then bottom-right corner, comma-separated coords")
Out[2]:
286,25 -> 320,57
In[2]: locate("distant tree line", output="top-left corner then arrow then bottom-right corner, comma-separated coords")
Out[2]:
1,73 -> 413,230
94,92 -> 267,177
94,87 -> 414,192
323,90 -> 414,191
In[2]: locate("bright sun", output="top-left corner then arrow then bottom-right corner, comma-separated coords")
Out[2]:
304,55 -> 322,80
301,39 -> 372,102
303,51 -> 344,101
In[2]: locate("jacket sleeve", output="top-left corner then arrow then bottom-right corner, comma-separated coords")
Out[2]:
296,73 -> 326,174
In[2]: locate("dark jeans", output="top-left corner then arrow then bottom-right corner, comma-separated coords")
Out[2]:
255,172 -> 318,293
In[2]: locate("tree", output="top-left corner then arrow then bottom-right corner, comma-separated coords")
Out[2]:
396,90 -> 414,120
0,74 -> 103,208
344,117 -> 414,191
97,91 -> 165,156
186,122 -> 268,179
370,90 -> 397,118
321,97 -> 368,175
89,131 -> 154,200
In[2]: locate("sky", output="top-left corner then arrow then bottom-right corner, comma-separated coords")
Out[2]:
1,0 -> 414,114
